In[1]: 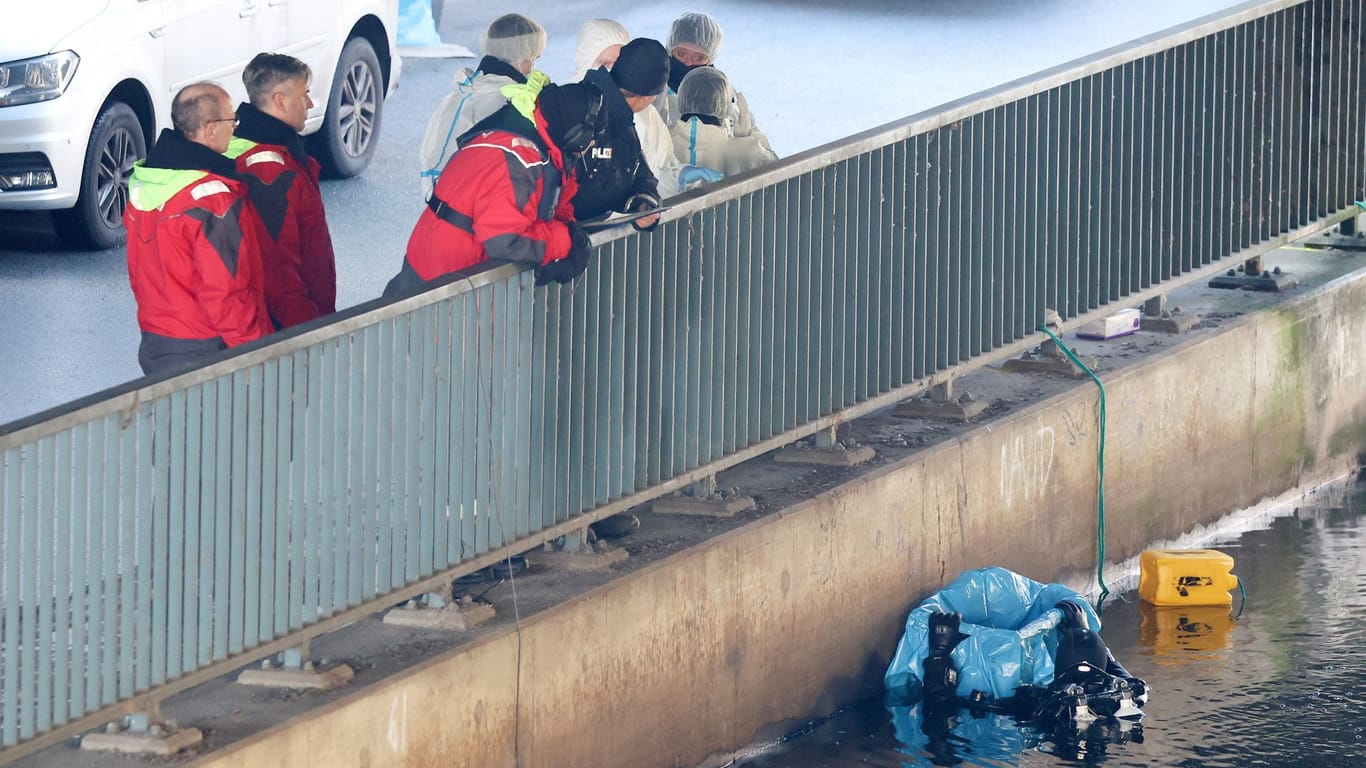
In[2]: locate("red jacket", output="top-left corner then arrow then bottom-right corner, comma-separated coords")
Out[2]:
229,106 -> 337,328
401,107 -> 578,285
125,132 -> 274,350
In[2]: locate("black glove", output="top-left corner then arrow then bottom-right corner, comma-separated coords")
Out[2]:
534,222 -> 592,286
624,192 -> 661,232
928,611 -> 965,657
1054,600 -> 1089,630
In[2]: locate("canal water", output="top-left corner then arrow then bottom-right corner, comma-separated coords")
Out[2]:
731,475 -> 1366,767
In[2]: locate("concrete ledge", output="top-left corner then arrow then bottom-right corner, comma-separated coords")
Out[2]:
172,264 -> 1366,768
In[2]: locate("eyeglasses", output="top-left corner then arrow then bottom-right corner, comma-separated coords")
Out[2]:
210,117 -> 239,128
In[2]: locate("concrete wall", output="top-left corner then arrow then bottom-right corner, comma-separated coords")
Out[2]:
192,270 -> 1366,768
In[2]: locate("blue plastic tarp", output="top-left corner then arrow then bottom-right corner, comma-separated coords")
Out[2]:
884,567 -> 1100,700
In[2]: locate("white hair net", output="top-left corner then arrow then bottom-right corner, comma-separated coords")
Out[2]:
676,67 -> 731,120
573,19 -> 630,82
668,12 -> 723,61
481,13 -> 547,64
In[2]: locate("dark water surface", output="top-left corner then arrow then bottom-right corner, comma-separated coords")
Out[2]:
733,476 -> 1366,768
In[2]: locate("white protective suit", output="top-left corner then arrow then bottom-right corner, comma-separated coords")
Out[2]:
417,14 -> 547,199
671,118 -> 776,178
417,66 -> 520,199
573,19 -> 687,198
670,66 -> 776,179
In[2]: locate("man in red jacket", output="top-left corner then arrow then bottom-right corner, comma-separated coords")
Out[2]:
384,80 -> 603,295
229,53 -> 337,328
125,83 -> 274,375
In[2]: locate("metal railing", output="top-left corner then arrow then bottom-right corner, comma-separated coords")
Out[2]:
2,0 -> 1362,757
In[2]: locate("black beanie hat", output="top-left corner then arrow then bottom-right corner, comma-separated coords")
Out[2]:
536,82 -> 604,152
610,38 -> 669,97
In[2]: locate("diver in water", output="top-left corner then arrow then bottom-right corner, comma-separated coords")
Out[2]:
919,601 -> 1147,725
1045,600 -> 1148,722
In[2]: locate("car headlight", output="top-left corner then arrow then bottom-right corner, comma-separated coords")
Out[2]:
0,51 -> 80,108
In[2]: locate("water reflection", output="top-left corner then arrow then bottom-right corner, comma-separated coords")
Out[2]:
733,477 -> 1365,768
1137,603 -> 1237,660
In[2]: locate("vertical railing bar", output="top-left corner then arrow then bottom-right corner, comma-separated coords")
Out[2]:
526,279 -> 549,539
430,294 -> 453,568
330,338 -> 352,607
67,425 -> 89,722
1000,107 -> 1018,343
226,371 -> 248,655
286,350 -> 306,629
148,396 -> 170,689
19,441 -> 39,737
887,143 -> 907,381
724,203 -> 743,454
578,262 -> 602,509
971,113 -> 990,354
457,297 -> 480,558
498,281 -> 520,541
604,247 -> 626,502
2,446 -> 19,744
746,191 -> 766,439
358,328 -> 379,593
374,320 -> 396,590
619,241 -> 641,493
477,288 -> 498,549
35,437 -> 55,733
400,309 -> 423,581
242,368 -> 263,648
542,280 -> 564,525
257,364 -> 279,645
49,431 -> 71,726
517,274 -> 537,527
795,173 -> 814,421
773,179 -> 794,426
99,418 -> 120,699
118,407 -> 139,699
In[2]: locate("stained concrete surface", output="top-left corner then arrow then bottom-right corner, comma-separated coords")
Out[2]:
16,221 -> 1365,768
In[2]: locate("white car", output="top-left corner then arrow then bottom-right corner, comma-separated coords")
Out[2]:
0,0 -> 401,250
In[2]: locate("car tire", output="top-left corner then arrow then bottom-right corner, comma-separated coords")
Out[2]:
54,101 -> 145,251
312,36 -> 384,179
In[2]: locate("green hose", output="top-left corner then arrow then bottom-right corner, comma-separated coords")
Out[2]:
1036,324 -> 1110,610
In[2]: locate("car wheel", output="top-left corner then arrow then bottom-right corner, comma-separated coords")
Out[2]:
54,101 -> 145,251
312,36 -> 384,178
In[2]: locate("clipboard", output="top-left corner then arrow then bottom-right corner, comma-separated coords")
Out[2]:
580,205 -> 673,233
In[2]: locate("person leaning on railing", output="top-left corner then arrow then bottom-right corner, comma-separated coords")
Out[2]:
571,20 -> 721,200
384,80 -> 603,294
570,37 -> 671,232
